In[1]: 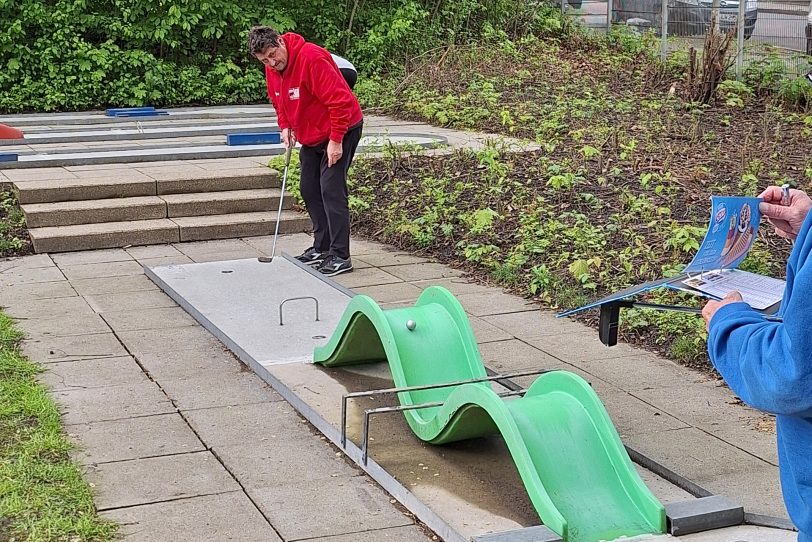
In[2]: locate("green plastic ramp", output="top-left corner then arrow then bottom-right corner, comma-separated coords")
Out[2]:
314,286 -> 665,542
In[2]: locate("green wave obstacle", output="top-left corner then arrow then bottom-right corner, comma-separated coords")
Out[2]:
314,286 -> 665,542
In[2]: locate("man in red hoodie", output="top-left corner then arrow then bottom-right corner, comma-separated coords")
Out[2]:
248,26 -> 363,276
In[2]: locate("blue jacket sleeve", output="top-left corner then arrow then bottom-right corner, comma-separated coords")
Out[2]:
707,222 -> 812,417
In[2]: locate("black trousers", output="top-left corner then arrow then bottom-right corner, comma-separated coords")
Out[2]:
299,121 -> 363,260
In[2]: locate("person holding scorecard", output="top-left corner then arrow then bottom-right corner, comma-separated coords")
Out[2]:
702,185 -> 812,542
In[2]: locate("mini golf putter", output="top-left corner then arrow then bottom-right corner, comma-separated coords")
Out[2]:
259,144 -> 294,263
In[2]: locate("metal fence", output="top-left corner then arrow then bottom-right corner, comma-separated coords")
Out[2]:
563,0 -> 812,77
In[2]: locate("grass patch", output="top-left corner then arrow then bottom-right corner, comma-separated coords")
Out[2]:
0,312 -> 117,541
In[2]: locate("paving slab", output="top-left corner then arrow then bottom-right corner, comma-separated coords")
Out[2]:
101,306 -> 198,332
520,327 -> 648,361
711,421 -> 779,465
134,346 -> 241,381
159,371 -> 281,410
247,475 -> 413,540
117,326 -> 225,356
528,346 -> 702,391
183,402 -> 321,449
347,236 -> 395,255
0,280 -> 76,305
481,310 -> 588,339
59,260 -> 145,281
70,274 -> 160,295
2,295 -> 94,319
468,316 -> 516,344
0,265 -> 65,285
39,356 -> 147,391
332,266 -> 404,289
125,244 -> 185,259
455,291 -> 537,317
633,380 -> 765,428
176,248 -> 265,264
172,238 -> 260,259
0,253 -> 55,271
19,312 -> 111,337
54,381 -> 175,424
213,439 -> 360,489
356,252 -> 432,267
1,167 -> 79,181
190,157 -> 270,169
240,232 -> 315,255
690,467 -> 787,520
354,282 -> 425,304
86,451 -> 239,510
585,378 -> 691,439
384,262 -> 465,282
83,290 -> 178,313
101,492 -> 282,542
50,248 -> 132,267
67,413 -> 205,464
408,277 -> 493,296
135,255 -> 195,267
20,332 -> 129,363
625,427 -> 784,518
476,339 -> 562,373
72,168 -> 154,180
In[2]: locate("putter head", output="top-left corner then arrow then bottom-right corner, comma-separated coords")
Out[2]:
258,256 -> 273,263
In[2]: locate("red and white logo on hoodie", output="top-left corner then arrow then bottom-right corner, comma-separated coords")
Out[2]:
288,87 -> 300,100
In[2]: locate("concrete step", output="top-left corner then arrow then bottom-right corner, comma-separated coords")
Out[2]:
28,211 -> 310,253
162,189 -> 290,218
22,196 -> 166,228
21,189 -> 292,227
155,168 -> 279,195
173,210 -> 310,242
15,169 -> 280,204
15,175 -> 155,205
29,219 -> 180,253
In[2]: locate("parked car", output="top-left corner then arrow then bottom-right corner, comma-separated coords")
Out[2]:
806,0 -> 812,55
699,0 -> 758,39
613,0 -> 758,39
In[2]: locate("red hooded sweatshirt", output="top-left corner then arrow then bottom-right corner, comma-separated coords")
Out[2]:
265,33 -> 363,147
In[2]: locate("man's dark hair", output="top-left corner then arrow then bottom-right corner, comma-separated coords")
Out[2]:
248,26 -> 281,54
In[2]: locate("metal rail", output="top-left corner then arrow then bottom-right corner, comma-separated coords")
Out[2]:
340,368 -> 551,448
360,389 -> 528,465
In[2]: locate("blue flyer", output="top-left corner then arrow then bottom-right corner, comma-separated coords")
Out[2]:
676,196 -> 785,310
683,196 -> 762,274
558,195 -> 785,316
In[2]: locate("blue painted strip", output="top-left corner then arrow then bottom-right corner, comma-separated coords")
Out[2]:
111,110 -> 169,118
105,106 -> 156,116
0,153 -> 19,162
226,132 -> 282,146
